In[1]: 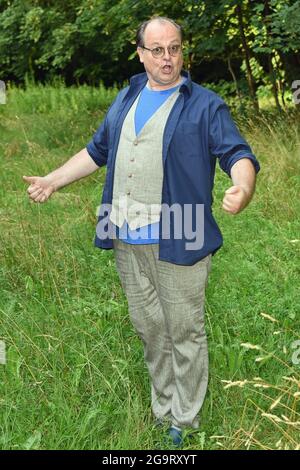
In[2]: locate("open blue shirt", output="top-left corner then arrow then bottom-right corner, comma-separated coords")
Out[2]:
86,70 -> 260,266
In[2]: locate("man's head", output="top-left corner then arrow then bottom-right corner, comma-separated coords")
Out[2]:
136,17 -> 184,90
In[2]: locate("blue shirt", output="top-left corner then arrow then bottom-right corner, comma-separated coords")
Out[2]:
86,70 -> 260,266
134,80 -> 184,136
116,80 -> 185,245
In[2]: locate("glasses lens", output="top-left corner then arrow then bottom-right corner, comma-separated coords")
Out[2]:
148,45 -> 182,58
152,47 -> 164,58
169,45 -> 181,56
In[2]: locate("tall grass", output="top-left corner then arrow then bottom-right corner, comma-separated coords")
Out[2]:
0,81 -> 299,450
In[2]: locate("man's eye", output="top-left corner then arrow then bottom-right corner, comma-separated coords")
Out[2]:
171,45 -> 179,52
154,47 -> 163,54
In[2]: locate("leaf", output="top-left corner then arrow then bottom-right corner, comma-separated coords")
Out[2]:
23,430 -> 42,450
255,353 -> 273,366
254,4 -> 265,13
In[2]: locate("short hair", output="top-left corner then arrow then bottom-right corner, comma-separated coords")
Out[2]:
136,17 -> 183,48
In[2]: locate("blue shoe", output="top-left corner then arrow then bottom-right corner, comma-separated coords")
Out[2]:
168,426 -> 183,447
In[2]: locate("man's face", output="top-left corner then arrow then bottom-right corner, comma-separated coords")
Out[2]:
137,21 -> 183,90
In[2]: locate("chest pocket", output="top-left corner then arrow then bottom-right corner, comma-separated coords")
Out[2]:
176,121 -> 200,135
172,121 -> 201,157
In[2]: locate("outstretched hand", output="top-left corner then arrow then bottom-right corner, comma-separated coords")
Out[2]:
23,175 -> 55,203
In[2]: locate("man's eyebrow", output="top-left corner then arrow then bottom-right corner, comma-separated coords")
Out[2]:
149,39 -> 181,46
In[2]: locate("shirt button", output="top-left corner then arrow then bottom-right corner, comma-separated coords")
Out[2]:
126,190 -> 131,196
128,173 -> 133,178
130,158 -> 135,162
133,139 -> 138,146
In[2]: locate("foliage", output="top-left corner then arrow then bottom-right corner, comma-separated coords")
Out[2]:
0,0 -> 299,108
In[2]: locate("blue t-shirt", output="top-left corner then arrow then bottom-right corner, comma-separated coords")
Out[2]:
116,79 -> 185,244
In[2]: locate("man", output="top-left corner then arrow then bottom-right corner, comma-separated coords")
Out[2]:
23,17 -> 260,447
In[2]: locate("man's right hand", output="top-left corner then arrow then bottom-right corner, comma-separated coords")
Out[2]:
23,175 -> 55,203
23,148 -> 100,203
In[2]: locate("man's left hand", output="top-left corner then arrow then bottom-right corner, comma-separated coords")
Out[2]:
222,185 -> 250,215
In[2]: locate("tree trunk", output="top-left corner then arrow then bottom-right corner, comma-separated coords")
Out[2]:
227,56 -> 243,106
275,51 -> 286,109
268,54 -> 282,111
187,33 -> 194,71
263,0 -> 282,112
235,3 -> 259,112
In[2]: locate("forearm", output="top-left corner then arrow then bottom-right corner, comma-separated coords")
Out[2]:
230,158 -> 256,201
45,147 -> 99,191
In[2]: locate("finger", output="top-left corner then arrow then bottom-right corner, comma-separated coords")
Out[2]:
223,195 -> 235,206
29,187 -> 44,199
224,193 -> 242,204
40,193 -> 48,202
23,176 -> 37,184
27,185 -> 40,194
222,202 -> 231,212
29,187 -> 43,198
223,202 -> 239,214
34,192 -> 46,203
222,200 -> 235,212
225,186 -> 240,195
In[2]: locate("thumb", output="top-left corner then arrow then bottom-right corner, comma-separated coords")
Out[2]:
225,186 -> 240,195
23,175 -> 37,184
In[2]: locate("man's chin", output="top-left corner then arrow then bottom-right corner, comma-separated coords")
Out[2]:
160,71 -> 175,80
147,71 -> 180,89
157,74 -> 177,85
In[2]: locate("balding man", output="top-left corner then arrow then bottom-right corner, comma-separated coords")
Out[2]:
23,17 -> 260,447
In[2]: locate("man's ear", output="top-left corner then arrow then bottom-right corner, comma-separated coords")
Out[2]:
137,47 -> 144,64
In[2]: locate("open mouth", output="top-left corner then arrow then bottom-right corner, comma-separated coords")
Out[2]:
162,65 -> 172,73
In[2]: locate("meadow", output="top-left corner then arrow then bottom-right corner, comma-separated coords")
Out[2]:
0,81 -> 299,450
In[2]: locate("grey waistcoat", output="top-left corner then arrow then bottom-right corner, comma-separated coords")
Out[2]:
109,87 -> 180,230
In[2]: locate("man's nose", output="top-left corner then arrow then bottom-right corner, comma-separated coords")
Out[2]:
163,47 -> 171,59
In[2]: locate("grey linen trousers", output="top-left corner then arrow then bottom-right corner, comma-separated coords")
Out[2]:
113,239 -> 212,429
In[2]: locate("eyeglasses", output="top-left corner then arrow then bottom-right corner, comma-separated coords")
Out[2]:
141,44 -> 182,58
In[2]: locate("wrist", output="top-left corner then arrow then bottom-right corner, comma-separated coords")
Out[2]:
244,186 -> 254,200
236,183 -> 253,199
44,174 -> 59,192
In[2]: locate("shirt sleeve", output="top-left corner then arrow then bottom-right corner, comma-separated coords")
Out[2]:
209,101 -> 260,177
86,113 -> 109,168
86,87 -> 128,167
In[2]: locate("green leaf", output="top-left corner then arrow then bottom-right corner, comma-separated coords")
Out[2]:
23,431 -> 42,450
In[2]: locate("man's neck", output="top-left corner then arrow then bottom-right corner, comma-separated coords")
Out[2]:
146,75 -> 183,91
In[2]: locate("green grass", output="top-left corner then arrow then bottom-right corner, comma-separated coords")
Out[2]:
0,82 -> 299,450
